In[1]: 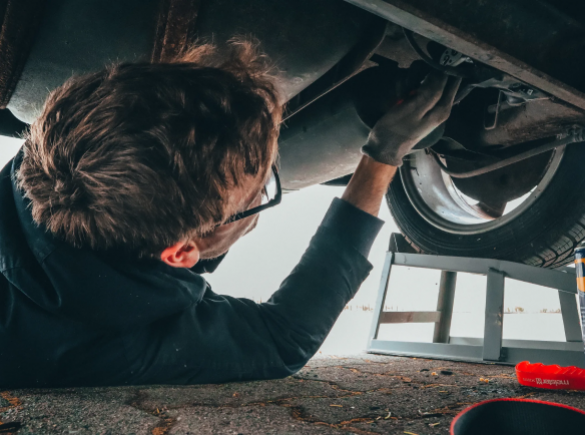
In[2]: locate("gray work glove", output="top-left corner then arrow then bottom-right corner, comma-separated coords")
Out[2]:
362,73 -> 462,167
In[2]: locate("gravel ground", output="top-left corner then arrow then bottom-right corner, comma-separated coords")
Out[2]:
1,354 -> 584,435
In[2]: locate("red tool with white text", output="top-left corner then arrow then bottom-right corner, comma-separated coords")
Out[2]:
515,361 -> 585,390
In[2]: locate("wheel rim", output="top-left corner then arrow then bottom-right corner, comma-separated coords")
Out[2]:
399,146 -> 566,235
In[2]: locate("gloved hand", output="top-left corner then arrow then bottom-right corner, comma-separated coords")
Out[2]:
362,72 -> 461,167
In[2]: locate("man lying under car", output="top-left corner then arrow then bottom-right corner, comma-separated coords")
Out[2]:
0,43 -> 460,387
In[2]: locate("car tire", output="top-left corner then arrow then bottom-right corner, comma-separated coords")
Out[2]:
386,143 -> 585,268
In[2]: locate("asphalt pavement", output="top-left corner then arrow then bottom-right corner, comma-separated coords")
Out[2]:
1,354 -> 584,434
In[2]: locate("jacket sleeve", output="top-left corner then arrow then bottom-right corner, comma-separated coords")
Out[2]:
122,199 -> 384,385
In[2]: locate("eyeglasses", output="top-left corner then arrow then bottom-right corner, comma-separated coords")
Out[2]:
220,165 -> 282,226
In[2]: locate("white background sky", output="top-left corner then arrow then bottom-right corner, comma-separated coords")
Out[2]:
0,136 -> 576,354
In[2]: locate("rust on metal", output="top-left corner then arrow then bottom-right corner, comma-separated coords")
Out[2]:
479,99 -> 585,146
151,0 -> 202,63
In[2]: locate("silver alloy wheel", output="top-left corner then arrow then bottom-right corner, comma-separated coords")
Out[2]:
399,147 -> 566,235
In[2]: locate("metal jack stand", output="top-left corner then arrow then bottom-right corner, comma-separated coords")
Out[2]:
367,233 -> 585,368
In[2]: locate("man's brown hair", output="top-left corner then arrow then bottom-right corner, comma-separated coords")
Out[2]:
17,41 -> 282,256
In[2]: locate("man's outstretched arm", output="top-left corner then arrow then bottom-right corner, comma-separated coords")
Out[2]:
343,72 -> 461,218
259,73 -> 461,369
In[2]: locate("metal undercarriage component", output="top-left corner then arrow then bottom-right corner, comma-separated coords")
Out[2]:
7,0 -> 380,123
479,100 -> 585,147
434,127 -> 585,179
279,0 -> 585,192
339,0 -> 585,220
3,0 -> 585,206
343,0 -> 585,111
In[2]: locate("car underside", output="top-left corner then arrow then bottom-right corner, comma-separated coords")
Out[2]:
2,0 -> 585,267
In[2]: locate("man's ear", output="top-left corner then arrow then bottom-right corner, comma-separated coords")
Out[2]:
160,241 -> 200,268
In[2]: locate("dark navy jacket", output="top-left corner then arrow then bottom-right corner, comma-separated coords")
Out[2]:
0,151 -> 382,388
